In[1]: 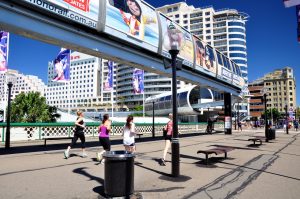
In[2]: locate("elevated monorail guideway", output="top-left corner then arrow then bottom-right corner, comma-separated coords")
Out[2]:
0,0 -> 244,97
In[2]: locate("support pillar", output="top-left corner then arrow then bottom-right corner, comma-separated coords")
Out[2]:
224,93 -> 232,135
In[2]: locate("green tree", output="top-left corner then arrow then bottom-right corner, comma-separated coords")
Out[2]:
10,92 -> 60,123
262,108 -> 281,122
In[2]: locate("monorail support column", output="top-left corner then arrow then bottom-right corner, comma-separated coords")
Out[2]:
224,92 -> 232,135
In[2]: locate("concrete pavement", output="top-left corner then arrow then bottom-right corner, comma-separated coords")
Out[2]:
1,128 -> 300,199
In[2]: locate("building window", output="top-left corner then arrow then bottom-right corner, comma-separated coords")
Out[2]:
175,14 -> 179,18
183,14 -> 187,18
205,12 -> 210,15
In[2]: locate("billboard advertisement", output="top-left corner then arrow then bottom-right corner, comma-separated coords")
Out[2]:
0,31 -> 9,74
21,0 -> 99,29
193,36 -> 217,76
105,0 -> 159,52
160,15 -> 194,67
284,0 -> 300,7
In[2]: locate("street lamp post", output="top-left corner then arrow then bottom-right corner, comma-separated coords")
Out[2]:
170,48 -> 180,177
261,88 -> 268,142
234,104 -> 237,130
285,104 -> 289,134
163,22 -> 184,177
5,74 -> 16,149
152,101 -> 155,138
237,102 -> 240,128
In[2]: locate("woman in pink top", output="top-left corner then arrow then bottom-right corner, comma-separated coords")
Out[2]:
161,113 -> 173,166
96,114 -> 111,164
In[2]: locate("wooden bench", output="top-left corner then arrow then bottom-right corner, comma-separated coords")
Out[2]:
44,137 -> 73,146
248,136 -> 265,145
136,133 -> 143,139
197,147 -> 235,164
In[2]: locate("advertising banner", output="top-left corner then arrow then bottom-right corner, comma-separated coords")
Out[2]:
160,15 -> 194,67
225,116 -> 231,129
52,48 -> 70,82
106,0 -> 159,52
289,108 -> 295,120
0,31 -> 9,74
193,36 -> 216,76
132,68 -> 144,94
22,0 -> 99,29
284,0 -> 300,7
104,61 -> 114,91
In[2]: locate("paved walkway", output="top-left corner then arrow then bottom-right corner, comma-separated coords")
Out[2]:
1,128 -> 300,199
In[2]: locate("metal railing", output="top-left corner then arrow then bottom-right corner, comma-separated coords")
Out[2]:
0,122 -> 224,142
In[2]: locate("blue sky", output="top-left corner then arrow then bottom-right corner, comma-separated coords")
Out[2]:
7,0 -> 300,106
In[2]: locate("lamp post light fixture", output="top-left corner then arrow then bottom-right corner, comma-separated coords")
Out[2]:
5,73 -> 17,149
163,22 -> 185,177
260,88 -> 268,142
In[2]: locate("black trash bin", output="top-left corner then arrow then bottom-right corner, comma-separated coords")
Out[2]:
103,150 -> 135,198
270,128 -> 276,140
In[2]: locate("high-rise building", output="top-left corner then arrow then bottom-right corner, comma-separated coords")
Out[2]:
46,51 -> 117,111
0,69 -> 46,102
249,67 -> 297,117
157,2 -> 249,83
45,51 -> 189,111
116,64 -> 189,108
0,69 -> 46,121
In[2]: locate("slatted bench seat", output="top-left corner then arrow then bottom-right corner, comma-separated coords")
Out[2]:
248,136 -> 265,145
136,133 -> 143,139
44,137 -> 73,146
197,147 -> 235,164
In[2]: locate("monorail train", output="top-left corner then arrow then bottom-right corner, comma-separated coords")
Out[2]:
145,85 -> 220,116
15,0 -> 246,89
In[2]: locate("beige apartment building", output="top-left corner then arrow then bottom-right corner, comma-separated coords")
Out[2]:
249,67 -> 297,117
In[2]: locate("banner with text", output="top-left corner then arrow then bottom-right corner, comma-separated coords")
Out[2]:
0,31 -> 9,74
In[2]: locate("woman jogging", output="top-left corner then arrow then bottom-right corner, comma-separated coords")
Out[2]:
123,115 -> 136,153
161,113 -> 173,166
64,111 -> 87,159
96,114 -> 112,164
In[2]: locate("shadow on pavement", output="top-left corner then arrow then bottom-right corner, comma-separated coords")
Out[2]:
73,167 -> 105,196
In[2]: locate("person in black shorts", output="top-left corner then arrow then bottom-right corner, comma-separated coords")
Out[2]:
96,114 -> 111,164
64,111 -> 87,159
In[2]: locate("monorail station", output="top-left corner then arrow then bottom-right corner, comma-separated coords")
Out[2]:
4,0 -> 295,199
0,0 -> 246,127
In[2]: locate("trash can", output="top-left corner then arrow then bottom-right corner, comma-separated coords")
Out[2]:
269,128 -> 276,140
103,150 -> 135,197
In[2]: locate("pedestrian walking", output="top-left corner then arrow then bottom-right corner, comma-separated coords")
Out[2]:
96,114 -> 111,164
238,121 -> 242,131
294,120 -> 299,131
161,113 -> 173,166
123,115 -> 136,153
64,111 -> 87,159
